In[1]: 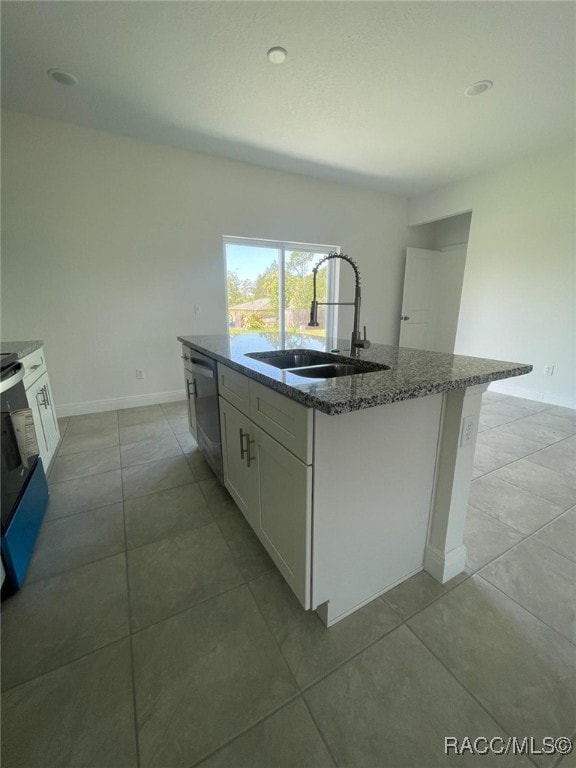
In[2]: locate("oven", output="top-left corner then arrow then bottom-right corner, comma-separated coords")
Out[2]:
1,352 -> 49,595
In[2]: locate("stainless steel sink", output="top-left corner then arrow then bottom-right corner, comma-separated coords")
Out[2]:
246,350 -> 390,378
291,364 -> 364,378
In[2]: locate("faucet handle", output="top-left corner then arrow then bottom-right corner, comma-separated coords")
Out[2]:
361,325 -> 371,349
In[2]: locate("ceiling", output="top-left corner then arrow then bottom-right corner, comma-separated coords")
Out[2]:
2,1 -> 575,196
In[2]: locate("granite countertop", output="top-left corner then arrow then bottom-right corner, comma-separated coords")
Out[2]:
0,340 -> 43,359
178,333 -> 532,415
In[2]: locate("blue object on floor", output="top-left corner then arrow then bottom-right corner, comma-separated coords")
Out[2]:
1,457 -> 49,595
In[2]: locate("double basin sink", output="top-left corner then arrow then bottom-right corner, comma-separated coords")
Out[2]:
246,350 -> 390,379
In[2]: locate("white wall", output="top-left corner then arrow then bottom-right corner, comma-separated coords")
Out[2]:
1,110 -> 410,414
409,142 -> 576,408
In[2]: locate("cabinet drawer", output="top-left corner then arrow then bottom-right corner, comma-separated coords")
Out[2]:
22,347 -> 46,388
218,363 -> 250,415
249,380 -> 312,464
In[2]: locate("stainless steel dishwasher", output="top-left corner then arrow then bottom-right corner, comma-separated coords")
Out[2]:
182,349 -> 223,484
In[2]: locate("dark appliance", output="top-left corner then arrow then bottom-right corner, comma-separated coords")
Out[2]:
184,351 -> 223,483
1,352 -> 49,596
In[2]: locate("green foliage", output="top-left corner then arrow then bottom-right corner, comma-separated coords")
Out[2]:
243,312 -> 266,330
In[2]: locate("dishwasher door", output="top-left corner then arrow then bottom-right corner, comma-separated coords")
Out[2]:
188,353 -> 223,483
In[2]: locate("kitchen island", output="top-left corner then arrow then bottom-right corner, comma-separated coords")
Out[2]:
178,332 -> 531,626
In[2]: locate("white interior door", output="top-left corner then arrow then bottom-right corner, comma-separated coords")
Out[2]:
399,248 -> 442,349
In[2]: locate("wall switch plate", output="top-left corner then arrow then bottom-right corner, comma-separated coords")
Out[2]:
543,364 -> 555,376
460,415 -> 476,447
136,369 -> 145,380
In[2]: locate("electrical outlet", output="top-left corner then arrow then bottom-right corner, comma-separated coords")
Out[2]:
460,415 -> 476,447
194,304 -> 201,315
136,369 -> 145,380
543,364 -> 555,376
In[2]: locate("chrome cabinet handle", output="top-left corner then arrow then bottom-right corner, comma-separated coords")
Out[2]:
43,384 -> 50,408
239,428 -> 249,461
246,436 -> 255,467
37,386 -> 48,408
181,353 -> 190,361
401,315 -> 410,321
30,363 -> 42,371
186,379 -> 196,398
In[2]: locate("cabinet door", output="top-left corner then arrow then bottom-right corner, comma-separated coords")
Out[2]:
30,371 -> 59,469
253,425 -> 312,609
219,397 -> 257,526
184,370 -> 198,440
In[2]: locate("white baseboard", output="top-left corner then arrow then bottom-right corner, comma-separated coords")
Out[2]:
488,381 -> 576,410
424,544 -> 467,584
56,389 -> 186,418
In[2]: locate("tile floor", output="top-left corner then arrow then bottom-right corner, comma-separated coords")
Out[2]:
1,394 -> 575,768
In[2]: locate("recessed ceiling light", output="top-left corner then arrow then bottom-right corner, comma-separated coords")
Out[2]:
464,80 -> 493,97
48,68 -> 78,86
267,47 -> 287,64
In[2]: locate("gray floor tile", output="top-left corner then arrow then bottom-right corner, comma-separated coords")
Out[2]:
485,400 -> 547,420
469,474 -> 565,535
382,568 -> 469,620
57,425 -> 120,456
174,429 -> 197,454
160,400 -> 188,418
127,522 -> 243,630
408,576 -> 576,766
483,391 -> 512,403
132,585 -> 298,768
122,455 -> 195,499
45,469 -> 123,520
187,448 -> 216,480
48,445 -> 121,484
216,507 -> 274,580
118,404 -> 167,427
476,406 -> 520,429
526,441 -> 576,482
26,503 -> 125,582
1,639 -> 137,768
520,411 -> 576,436
65,411 -> 118,436
473,442 -> 519,476
57,416 -> 69,435
532,507 -> 576,562
305,624 -> 530,768
120,433 -> 183,467
480,538 -> 576,644
477,428 -> 543,461
1,554 -> 130,690
492,459 -> 576,509
496,418 -> 572,447
250,569 -> 401,690
197,698 -> 335,768
545,405 -> 576,420
124,482 -> 213,550
199,477 -> 239,518
503,397 -> 550,413
465,505 -> 525,571
119,420 -> 173,445
167,414 -> 190,434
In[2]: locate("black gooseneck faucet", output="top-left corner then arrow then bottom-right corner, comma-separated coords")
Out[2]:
308,252 -> 370,357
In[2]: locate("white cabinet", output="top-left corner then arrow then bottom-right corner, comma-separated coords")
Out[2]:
253,424 -> 312,608
218,364 -> 312,609
219,396 -> 257,527
21,347 -> 60,471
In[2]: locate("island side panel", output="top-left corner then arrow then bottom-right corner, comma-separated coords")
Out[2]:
424,383 -> 487,582
312,394 -> 443,626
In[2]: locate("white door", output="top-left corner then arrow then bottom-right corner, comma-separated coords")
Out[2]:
399,248 -> 442,350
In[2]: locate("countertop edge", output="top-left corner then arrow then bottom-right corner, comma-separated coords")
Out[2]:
178,336 -> 532,415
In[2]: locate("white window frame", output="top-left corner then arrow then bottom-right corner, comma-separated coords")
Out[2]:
223,236 -> 340,345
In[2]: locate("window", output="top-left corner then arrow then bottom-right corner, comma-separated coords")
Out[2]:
224,237 -> 339,349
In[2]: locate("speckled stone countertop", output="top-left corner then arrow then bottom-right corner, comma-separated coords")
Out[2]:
0,340 -> 43,359
178,333 -> 532,415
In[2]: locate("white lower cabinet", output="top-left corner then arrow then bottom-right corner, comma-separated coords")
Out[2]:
219,396 -> 257,526
253,424 -> 312,608
22,350 -> 60,471
219,383 -> 312,609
